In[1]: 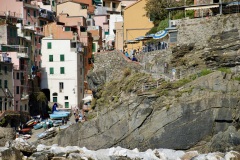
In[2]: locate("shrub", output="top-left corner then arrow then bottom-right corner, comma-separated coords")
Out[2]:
218,67 -> 231,74
234,76 -> 240,81
199,69 -> 212,76
123,68 -> 131,77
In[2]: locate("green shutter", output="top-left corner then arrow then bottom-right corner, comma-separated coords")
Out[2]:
65,102 -> 69,108
50,67 -> 54,74
34,11 -> 36,17
52,1 -> 55,6
47,42 -> 52,49
60,67 -> 64,74
49,55 -> 53,62
60,55 -> 64,61
53,97 -> 57,102
105,31 -> 109,35
4,80 -> 7,88
92,43 -> 96,52
65,27 -> 71,31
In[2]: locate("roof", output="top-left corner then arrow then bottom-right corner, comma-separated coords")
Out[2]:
57,0 -> 89,6
166,3 -> 220,11
124,0 -> 142,10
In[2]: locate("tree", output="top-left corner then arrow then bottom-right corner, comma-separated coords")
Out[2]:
36,92 -> 47,117
145,0 -> 194,24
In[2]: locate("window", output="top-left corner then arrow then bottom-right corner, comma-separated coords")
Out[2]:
149,14 -> 155,22
4,80 -> 7,88
59,82 -> 64,92
65,27 -> 71,31
4,98 -> 7,110
52,0 -> 55,6
103,1 -> 105,6
47,42 -> 52,49
34,10 -> 36,17
112,2 -> 116,8
53,97 -> 57,102
60,67 -> 65,74
0,64 -> 1,73
0,79 -> 1,88
105,31 -> 109,35
65,102 -> 69,108
60,55 -> 64,61
92,43 -> 96,52
4,66 -> 7,74
25,104 -> 27,111
64,96 -> 68,100
16,86 -> 20,94
49,55 -> 53,62
27,9 -> 30,17
80,27 -> 86,32
50,67 -> 54,74
17,73 -> 19,79
0,98 -> 2,111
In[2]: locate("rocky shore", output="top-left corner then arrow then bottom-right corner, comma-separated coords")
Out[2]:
1,138 -> 240,160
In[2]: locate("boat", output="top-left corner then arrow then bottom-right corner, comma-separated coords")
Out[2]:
59,124 -> 70,130
52,120 -> 62,127
27,121 -> 38,127
49,113 -> 68,120
19,128 -> 32,134
26,119 -> 35,125
53,110 -> 71,116
33,123 -> 43,130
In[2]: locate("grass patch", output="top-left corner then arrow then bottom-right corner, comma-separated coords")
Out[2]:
199,69 -> 213,76
218,67 -> 231,74
234,76 -> 240,81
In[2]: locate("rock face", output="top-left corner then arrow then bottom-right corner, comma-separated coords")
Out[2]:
2,140 -> 240,160
44,14 -> 240,153
0,127 -> 15,147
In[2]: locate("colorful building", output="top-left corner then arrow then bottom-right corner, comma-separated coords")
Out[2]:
123,0 -> 153,51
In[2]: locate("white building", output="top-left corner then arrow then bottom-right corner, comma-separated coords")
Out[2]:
41,37 -> 84,109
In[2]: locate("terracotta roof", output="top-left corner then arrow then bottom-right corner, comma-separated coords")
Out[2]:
124,0 -> 142,10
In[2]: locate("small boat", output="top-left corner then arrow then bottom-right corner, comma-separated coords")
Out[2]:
22,134 -> 31,139
53,111 -> 71,115
52,120 -> 62,127
59,124 -> 70,130
49,113 -> 68,120
28,121 -> 38,127
26,119 -> 35,125
20,128 -> 32,134
33,123 -> 43,130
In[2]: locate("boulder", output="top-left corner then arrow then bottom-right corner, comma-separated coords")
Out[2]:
0,147 -> 23,160
11,138 -> 37,156
0,127 -> 15,147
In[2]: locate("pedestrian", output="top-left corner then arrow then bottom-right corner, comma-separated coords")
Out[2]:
62,117 -> 64,125
75,114 -> 79,123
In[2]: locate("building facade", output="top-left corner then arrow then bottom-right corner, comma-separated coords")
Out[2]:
123,0 -> 153,51
41,38 -> 85,109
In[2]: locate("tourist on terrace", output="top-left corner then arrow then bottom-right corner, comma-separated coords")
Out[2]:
132,55 -> 138,62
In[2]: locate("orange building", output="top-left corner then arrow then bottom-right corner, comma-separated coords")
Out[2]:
123,0 -> 153,51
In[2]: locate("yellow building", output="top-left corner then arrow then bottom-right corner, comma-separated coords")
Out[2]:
123,0 -> 154,51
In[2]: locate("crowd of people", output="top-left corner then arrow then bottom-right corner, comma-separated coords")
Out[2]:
73,106 -> 87,123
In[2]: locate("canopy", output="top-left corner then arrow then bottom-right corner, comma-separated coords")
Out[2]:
126,40 -> 139,44
153,30 -> 168,39
82,95 -> 93,101
185,4 -> 219,10
144,34 -> 154,39
135,36 -> 148,41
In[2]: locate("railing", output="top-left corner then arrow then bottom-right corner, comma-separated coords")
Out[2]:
0,11 -> 22,18
17,52 -> 29,58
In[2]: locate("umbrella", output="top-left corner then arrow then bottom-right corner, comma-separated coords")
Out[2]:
82,95 -> 93,102
153,30 -> 168,39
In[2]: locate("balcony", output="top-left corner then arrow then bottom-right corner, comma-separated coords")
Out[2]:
0,11 -> 22,19
3,57 -> 11,63
25,36 -> 31,41
17,52 -> 29,58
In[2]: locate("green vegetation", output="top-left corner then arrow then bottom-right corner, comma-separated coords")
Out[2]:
218,67 -> 231,74
0,118 -> 6,127
199,69 -> 213,76
234,76 -> 240,81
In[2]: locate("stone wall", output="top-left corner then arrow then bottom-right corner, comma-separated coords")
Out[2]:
177,13 -> 240,49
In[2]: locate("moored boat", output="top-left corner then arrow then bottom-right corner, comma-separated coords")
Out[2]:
49,113 -> 68,119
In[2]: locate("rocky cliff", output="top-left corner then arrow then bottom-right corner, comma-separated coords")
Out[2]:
45,13 -> 240,153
